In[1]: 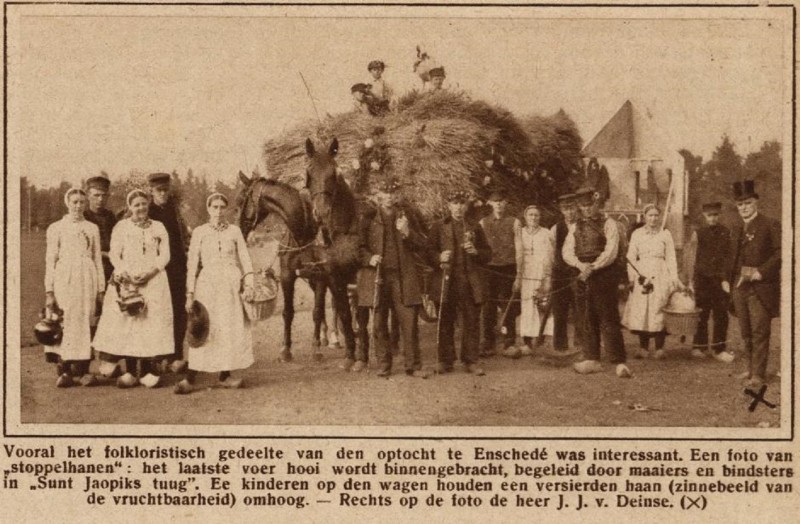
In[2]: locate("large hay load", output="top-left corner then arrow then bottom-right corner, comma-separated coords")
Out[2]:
263,89 -> 581,222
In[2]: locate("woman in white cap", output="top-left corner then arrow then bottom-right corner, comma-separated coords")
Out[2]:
43,188 -> 105,387
93,189 -> 173,388
174,193 -> 255,394
622,203 -> 681,359
507,205 -> 554,357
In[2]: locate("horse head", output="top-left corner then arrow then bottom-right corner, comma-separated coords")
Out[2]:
304,138 -> 340,228
236,170 -> 267,238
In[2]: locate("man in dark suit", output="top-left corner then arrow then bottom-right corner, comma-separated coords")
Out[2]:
728,180 -> 781,387
356,178 -> 430,378
430,190 -> 492,376
83,174 -> 116,341
148,172 -> 190,372
690,201 -> 734,362
550,192 -> 585,355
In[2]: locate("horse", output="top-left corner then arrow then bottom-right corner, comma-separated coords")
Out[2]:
237,138 -> 358,362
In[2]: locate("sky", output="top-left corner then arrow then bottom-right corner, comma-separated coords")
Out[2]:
8,7 -> 789,187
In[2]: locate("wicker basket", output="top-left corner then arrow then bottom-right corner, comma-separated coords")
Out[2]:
240,272 -> 279,322
242,298 -> 277,322
662,308 -> 701,337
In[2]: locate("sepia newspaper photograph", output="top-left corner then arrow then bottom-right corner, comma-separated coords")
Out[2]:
1,1 -> 798,521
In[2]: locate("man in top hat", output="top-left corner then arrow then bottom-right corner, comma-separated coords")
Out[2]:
689,201 -> 734,362
728,180 -> 781,387
147,172 -> 190,370
425,67 -> 446,92
430,190 -> 492,375
367,60 -> 394,108
356,178 -> 430,378
549,192 -> 585,355
478,190 -> 520,356
563,186 -> 631,378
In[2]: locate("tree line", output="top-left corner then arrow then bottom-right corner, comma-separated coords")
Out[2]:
19,134 -> 782,234
20,169 -> 242,232
680,136 -> 782,229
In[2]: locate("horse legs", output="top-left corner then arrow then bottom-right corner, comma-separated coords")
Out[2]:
330,277 -> 356,357
280,273 -> 296,362
311,279 -> 327,361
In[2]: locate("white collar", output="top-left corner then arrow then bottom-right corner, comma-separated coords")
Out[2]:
742,212 -> 759,225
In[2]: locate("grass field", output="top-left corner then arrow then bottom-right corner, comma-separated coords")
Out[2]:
20,232 -> 47,348
17,232 -> 783,428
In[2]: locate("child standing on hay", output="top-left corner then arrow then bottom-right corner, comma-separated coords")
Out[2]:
430,190 -> 492,376
424,67 -> 446,92
367,60 -> 394,109
174,193 -> 256,394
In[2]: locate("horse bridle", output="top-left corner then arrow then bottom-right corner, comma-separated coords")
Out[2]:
307,166 -> 339,226
244,178 -> 267,234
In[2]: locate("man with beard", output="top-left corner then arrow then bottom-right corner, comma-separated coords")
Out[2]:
357,178 -> 430,378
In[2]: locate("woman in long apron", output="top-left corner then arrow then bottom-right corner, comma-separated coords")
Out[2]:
505,205 -> 554,357
174,193 -> 255,394
93,189 -> 173,387
43,188 -> 105,387
622,204 -> 681,359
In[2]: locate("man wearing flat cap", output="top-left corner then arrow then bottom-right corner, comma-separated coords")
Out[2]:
84,173 -> 117,284
430,190 -> 492,375
563,186 -> 631,378
478,190 -> 520,356
549,192 -> 585,355
728,180 -> 781,387
351,83 -> 388,117
357,178 -> 429,378
148,172 -> 190,371
688,201 -> 734,362
84,173 -> 116,342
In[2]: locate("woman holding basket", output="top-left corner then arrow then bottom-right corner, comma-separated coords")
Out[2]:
93,189 -> 173,388
504,205 -> 554,357
622,204 -> 682,359
174,193 -> 255,394
42,188 -> 105,387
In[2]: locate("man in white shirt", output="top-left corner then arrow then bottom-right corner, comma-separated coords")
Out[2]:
562,187 -> 631,378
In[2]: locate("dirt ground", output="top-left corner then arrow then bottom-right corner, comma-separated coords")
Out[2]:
18,232 -> 783,428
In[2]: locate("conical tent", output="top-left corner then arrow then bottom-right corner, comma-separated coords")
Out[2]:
582,100 -> 687,247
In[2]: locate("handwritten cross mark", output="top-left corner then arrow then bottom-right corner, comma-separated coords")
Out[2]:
744,384 -> 776,412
